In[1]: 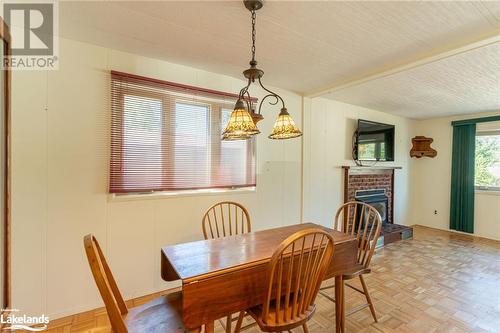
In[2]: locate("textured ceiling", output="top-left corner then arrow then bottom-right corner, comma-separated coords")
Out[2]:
59,1 -> 500,118
322,41 -> 500,119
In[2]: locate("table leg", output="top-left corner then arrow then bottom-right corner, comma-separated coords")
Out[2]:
225,314 -> 232,333
341,279 -> 345,333
335,276 -> 344,333
206,320 -> 215,333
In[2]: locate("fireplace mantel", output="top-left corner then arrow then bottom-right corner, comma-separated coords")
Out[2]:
341,165 -> 402,176
341,165 -> 402,170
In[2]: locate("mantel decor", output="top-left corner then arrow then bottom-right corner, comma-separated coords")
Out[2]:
222,0 -> 302,141
410,136 -> 437,158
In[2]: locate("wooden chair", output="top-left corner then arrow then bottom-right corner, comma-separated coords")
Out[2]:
84,234 -> 201,333
202,201 -> 251,240
202,201 -> 252,333
319,201 -> 382,331
234,228 -> 335,333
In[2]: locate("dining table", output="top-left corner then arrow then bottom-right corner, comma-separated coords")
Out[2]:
161,222 -> 358,333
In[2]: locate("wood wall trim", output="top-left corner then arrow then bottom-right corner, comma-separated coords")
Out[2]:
0,18 -> 11,43
0,16 -> 11,313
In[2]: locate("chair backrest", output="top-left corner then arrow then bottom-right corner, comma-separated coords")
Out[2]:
334,201 -> 382,268
262,228 -> 335,325
84,234 -> 128,333
202,201 -> 251,239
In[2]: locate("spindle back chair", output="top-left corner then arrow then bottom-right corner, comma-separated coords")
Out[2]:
84,234 -> 128,333
202,201 -> 251,240
320,201 -> 383,331
84,234 -> 200,333
202,201 -> 253,333
334,201 -> 382,269
235,228 -> 335,333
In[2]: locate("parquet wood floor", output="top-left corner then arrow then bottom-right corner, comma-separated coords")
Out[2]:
44,225 -> 500,333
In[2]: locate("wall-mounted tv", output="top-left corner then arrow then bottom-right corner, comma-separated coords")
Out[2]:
354,119 -> 395,162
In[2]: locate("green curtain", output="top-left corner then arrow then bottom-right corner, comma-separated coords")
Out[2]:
449,123 -> 476,233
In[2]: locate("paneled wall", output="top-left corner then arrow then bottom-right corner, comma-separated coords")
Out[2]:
302,97 -> 417,228
12,38 -> 303,319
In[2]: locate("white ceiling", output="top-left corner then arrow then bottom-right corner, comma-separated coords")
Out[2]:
323,41 -> 500,119
59,1 -> 500,119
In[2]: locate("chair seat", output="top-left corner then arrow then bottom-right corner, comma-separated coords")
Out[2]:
342,264 -> 371,280
246,297 -> 316,332
124,291 -> 192,333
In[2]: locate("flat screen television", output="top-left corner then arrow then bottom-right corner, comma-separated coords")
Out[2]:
355,119 -> 395,161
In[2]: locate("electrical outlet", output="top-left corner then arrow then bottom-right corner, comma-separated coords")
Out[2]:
434,210 -> 438,215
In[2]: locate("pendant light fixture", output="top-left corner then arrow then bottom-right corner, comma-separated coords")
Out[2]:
222,99 -> 260,140
222,0 -> 302,141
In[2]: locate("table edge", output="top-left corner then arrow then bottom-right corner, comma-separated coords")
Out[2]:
161,223 -> 357,283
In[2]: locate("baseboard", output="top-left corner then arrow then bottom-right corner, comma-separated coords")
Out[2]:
47,285 -> 182,329
411,224 -> 500,243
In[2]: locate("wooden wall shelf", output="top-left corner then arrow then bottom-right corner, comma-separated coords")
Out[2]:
410,136 -> 437,158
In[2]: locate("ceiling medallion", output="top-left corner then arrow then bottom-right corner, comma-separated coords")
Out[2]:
222,0 -> 303,141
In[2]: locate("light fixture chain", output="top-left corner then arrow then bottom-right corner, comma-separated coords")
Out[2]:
251,9 -> 256,62
223,0 -> 302,140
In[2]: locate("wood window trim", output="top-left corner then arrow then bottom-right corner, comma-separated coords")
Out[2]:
111,70 -> 257,103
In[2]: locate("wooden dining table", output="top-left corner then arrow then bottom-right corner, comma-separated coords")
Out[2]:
161,222 -> 358,333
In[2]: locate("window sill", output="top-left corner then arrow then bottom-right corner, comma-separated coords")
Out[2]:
108,186 -> 257,202
475,189 -> 500,196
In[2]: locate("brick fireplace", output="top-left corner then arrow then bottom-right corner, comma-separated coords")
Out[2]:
342,166 -> 413,245
346,172 -> 393,224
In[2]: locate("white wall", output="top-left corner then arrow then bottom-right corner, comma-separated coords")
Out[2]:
412,112 -> 500,241
12,38 -> 303,319
302,97 -> 417,228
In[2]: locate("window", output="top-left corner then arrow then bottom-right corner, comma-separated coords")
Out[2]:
122,95 -> 163,189
220,109 -> 251,185
173,102 -> 210,188
110,71 -> 256,194
475,131 -> 500,191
